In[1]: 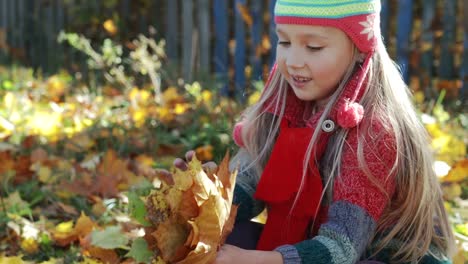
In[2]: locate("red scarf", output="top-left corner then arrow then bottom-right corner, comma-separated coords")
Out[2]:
254,118 -> 330,250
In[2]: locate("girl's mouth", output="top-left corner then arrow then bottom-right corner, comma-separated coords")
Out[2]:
291,75 -> 312,88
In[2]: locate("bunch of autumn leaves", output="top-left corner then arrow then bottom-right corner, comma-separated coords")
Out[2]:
145,153 -> 238,263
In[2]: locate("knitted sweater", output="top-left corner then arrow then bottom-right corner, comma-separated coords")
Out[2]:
232,121 -> 451,264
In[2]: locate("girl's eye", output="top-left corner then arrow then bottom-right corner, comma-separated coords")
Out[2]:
278,41 -> 290,46
307,46 -> 323,51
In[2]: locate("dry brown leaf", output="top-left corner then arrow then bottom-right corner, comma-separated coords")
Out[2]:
165,188 -> 183,213
0,151 -> 15,174
95,150 -> 137,196
75,212 -> 97,238
30,148 -> 48,163
192,169 -> 217,205
216,152 -> 231,189
146,153 -> 238,263
52,212 -> 97,247
220,205 -> 238,246
176,242 -> 213,264
184,221 -> 200,249
57,202 -> 79,216
85,246 -> 120,264
153,216 -> 191,263
179,189 -> 200,220
172,167 -> 194,191
53,230 -> 77,247
194,196 -> 223,244
146,190 -> 170,225
14,155 -> 33,184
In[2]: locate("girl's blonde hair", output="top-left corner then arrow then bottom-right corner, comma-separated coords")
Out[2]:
234,38 -> 455,262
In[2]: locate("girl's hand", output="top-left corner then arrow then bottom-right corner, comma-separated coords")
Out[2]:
214,245 -> 283,264
155,150 -> 218,185
173,150 -> 218,173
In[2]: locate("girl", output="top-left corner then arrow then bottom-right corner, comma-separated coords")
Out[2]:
214,0 -> 455,263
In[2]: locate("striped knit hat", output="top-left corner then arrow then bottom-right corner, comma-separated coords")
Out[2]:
273,0 -> 381,129
275,0 -> 381,53
232,0 -> 381,147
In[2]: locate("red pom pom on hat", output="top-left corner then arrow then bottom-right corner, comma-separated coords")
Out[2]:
232,121 -> 244,147
336,100 -> 364,128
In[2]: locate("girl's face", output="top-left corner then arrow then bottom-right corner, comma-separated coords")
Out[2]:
276,24 -> 355,104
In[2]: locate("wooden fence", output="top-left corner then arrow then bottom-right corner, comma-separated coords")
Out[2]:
0,0 -> 466,101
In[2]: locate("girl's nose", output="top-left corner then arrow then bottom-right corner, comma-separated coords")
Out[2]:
285,50 -> 305,68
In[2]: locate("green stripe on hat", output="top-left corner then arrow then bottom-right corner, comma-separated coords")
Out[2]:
275,0 -> 380,18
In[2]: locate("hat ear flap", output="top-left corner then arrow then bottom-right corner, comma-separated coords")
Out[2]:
334,53 -> 372,128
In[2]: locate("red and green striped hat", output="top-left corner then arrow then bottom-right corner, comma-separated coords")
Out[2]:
274,0 -> 381,53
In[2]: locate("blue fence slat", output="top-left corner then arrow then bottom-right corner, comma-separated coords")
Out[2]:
462,34 -> 468,101
213,0 -> 229,96
10,0 -> 16,47
45,2 -> 54,73
28,0 -> 38,69
121,0 -> 130,37
420,0 -> 436,97
234,0 -> 247,100
0,0 -> 6,62
250,0 -> 262,81
396,0 -> 413,83
182,0 -> 193,82
166,0 -> 178,63
269,0 -> 278,67
4,0 -> 11,56
35,2 -> 43,69
0,0 -> 6,48
17,0 -> 24,49
198,0 -> 210,72
461,2 -> 468,102
380,0 -> 389,44
439,0 -> 456,80
56,0 -> 65,69
0,0 -> 5,29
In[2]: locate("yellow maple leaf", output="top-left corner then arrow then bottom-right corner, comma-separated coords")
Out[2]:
129,87 -> 151,106
37,166 -> 52,183
195,145 -> 214,162
46,75 -> 67,101
163,86 -> 183,104
103,19 -> 118,35
157,106 -> 175,123
56,221 -> 74,233
21,237 -> 39,254
201,90 -> 212,103
0,255 -> 32,264
131,108 -> 148,127
174,103 -> 189,115
442,159 -> 468,183
27,110 -> 62,139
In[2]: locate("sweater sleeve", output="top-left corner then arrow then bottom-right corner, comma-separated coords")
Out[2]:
230,149 -> 266,222
276,122 -> 397,264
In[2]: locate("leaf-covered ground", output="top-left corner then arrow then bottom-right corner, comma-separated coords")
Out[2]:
0,68 -> 467,263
